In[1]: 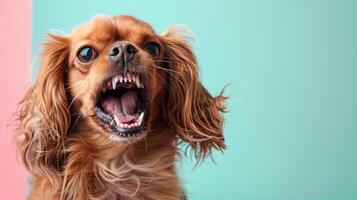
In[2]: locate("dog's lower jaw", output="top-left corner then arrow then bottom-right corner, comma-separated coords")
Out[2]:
27,129 -> 185,200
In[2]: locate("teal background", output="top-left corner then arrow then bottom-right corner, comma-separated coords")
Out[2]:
33,0 -> 357,199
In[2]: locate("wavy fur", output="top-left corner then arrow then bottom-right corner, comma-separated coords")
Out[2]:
16,15 -> 226,200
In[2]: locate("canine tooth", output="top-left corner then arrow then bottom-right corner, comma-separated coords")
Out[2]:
134,78 -> 138,87
135,76 -> 140,88
137,112 -> 144,125
112,76 -> 119,90
110,120 -> 115,127
114,116 -> 120,126
137,76 -> 143,88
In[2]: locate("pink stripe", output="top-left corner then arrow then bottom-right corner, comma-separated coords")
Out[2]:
0,0 -> 31,199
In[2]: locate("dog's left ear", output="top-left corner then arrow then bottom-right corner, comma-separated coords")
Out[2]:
16,34 -> 70,183
159,28 -> 227,162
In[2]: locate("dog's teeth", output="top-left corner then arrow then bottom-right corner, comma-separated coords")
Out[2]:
112,76 -> 119,90
120,122 -> 125,128
119,75 -> 123,83
102,87 -> 106,93
136,76 -> 140,87
124,77 -> 127,82
128,74 -> 132,82
137,112 -> 144,125
114,116 -> 120,126
138,76 -> 144,88
110,120 -> 115,128
134,79 -> 138,87
135,76 -> 140,88
112,84 -> 115,90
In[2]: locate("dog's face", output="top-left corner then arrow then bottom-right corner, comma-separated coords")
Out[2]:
67,16 -> 167,140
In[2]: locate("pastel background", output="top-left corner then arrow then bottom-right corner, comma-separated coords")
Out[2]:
0,0 -> 31,199
1,0 -> 357,199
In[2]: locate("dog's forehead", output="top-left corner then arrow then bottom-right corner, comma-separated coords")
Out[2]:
71,15 -> 156,44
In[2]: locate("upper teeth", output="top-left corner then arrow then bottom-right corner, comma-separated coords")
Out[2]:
108,73 -> 144,90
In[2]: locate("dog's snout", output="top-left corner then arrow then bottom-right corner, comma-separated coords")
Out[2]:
109,43 -> 138,65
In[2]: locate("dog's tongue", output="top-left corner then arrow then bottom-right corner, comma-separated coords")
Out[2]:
101,91 -> 138,123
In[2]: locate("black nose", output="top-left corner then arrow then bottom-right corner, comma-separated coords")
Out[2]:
109,43 -> 138,65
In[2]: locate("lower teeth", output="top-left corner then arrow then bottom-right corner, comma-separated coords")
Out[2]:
111,112 -> 144,129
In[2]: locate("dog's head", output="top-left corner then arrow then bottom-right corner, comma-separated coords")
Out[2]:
68,15 -> 166,140
17,15 -> 226,174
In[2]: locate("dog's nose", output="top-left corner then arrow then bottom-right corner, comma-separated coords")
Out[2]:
109,43 -> 138,64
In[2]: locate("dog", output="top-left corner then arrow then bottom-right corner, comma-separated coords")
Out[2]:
16,15 -> 226,200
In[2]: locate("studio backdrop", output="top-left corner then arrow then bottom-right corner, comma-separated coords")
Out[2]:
1,0 -> 357,199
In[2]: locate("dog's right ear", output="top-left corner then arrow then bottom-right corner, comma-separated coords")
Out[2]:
16,34 -> 70,184
159,28 -> 227,163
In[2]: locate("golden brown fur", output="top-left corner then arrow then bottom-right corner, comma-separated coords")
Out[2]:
16,15 -> 226,200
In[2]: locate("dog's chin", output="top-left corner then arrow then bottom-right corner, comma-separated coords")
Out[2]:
94,72 -> 148,141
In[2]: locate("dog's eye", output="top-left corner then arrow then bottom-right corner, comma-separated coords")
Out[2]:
145,42 -> 160,56
77,46 -> 98,63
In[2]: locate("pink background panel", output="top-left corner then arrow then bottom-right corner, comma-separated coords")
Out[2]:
0,0 -> 31,199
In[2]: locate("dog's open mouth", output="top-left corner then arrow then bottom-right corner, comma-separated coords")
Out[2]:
95,72 -> 147,138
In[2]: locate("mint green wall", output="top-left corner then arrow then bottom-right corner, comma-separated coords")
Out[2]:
33,1 -> 357,199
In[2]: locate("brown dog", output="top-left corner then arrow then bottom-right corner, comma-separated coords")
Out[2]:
16,15 -> 226,200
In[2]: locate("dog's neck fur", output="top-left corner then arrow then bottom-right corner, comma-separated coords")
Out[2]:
29,119 -> 185,200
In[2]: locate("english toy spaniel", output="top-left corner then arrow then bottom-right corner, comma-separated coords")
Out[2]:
17,15 -> 226,200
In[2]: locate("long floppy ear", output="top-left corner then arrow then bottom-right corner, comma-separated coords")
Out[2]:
16,34 -> 70,183
160,28 -> 227,162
